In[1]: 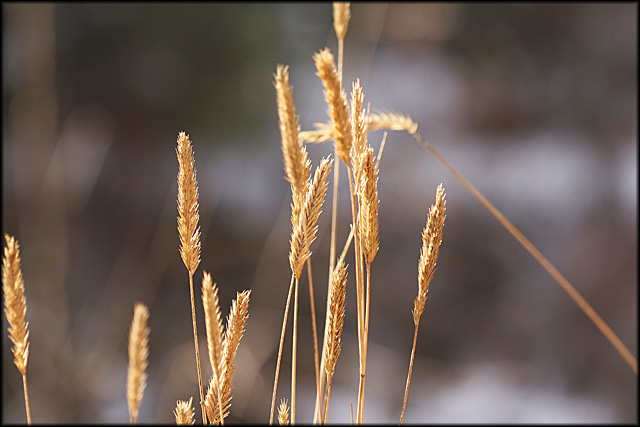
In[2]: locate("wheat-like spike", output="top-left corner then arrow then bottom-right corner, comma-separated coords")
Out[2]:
322,260 -> 347,424
369,111 -> 418,134
3,234 -> 30,376
289,157 -> 333,280
127,302 -> 150,424
2,234 -> 32,424
333,2 -> 351,41
201,272 -> 226,424
202,273 -> 224,380
401,185 -> 446,424
278,399 -> 290,425
358,147 -> 380,266
204,290 -> 251,424
299,111 -> 418,144
176,132 -> 201,276
299,123 -> 334,144
324,260 -> 347,379
414,184 -> 446,325
350,80 -> 366,158
350,80 -> 368,190
314,48 -> 352,165
174,397 -> 195,425
275,64 -> 311,217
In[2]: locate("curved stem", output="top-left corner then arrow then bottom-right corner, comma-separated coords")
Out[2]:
400,322 -> 420,424
411,131 -> 638,375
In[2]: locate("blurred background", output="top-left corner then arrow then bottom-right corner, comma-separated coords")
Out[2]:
2,3 -> 637,423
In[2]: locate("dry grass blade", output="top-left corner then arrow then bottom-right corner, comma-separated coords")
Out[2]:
289,158 -> 334,280
314,48 -> 352,165
400,184 -> 446,424
278,399 -> 289,425
174,397 -> 195,425
2,234 -> 32,424
332,2 -> 351,41
176,132 -> 201,275
127,302 -> 150,425
201,272 -> 225,425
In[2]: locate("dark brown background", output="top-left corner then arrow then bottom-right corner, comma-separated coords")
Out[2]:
3,3 -> 637,423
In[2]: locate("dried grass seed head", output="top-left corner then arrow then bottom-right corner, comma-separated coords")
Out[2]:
289,157 -> 333,279
174,397 -> 195,425
176,132 -> 201,275
333,2 -> 351,41
358,147 -> 380,266
314,48 -> 352,165
2,234 -> 30,376
325,259 -> 347,377
414,184 -> 446,323
201,271 -> 224,382
127,302 -> 150,424
275,64 -> 311,207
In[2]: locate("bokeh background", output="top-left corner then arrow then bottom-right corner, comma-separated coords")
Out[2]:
2,3 -> 637,423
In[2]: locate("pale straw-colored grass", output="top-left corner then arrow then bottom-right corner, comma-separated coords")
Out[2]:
2,234 -> 32,424
174,397 -> 195,425
176,131 -> 206,423
400,184 -> 446,424
127,302 -> 150,425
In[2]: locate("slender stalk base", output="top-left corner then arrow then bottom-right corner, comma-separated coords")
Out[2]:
22,373 -> 31,424
188,272 -> 207,424
269,274 -> 296,424
400,324 -> 420,424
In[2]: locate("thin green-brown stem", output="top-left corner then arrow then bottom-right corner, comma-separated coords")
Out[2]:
188,271 -> 207,424
269,274 -> 296,424
400,322 -> 420,424
307,260 -> 321,412
22,373 -> 31,424
291,276 -> 299,424
411,130 -> 638,375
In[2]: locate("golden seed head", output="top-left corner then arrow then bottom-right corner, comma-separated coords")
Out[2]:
127,302 -> 150,424
275,64 -> 311,207
414,184 -> 446,324
314,48 -> 352,165
174,397 -> 195,425
333,2 -> 351,41
2,234 -> 30,376
289,158 -> 333,279
278,398 -> 290,425
176,132 -> 201,275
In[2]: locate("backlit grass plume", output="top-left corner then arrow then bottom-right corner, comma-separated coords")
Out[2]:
127,302 -> 150,424
176,131 -> 206,422
2,234 -> 32,424
400,184 -> 446,424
